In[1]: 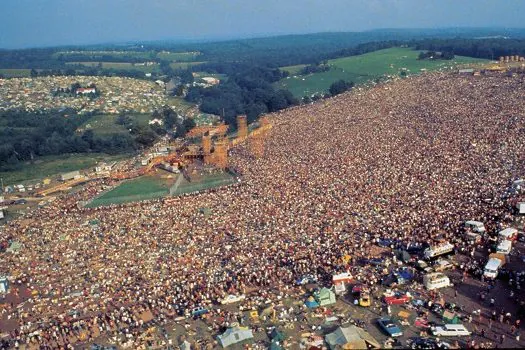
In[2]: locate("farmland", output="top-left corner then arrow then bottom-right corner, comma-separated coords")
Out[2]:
0,69 -> 32,77
66,62 -> 161,73
169,61 -> 206,70
277,47 -> 489,97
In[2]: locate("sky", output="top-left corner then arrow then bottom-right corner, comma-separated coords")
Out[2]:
1,0 -> 525,49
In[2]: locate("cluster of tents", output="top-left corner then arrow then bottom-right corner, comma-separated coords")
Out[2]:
304,287 -> 337,309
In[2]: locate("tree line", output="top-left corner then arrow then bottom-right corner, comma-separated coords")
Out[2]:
184,64 -> 298,125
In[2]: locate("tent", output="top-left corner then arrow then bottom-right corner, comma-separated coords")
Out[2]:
270,328 -> 286,342
316,287 -> 336,306
442,310 -> 460,324
305,296 -> 319,309
179,340 -> 191,350
6,241 -> 22,253
0,276 -> 8,294
217,327 -> 254,348
394,249 -> 412,262
325,325 -> 381,349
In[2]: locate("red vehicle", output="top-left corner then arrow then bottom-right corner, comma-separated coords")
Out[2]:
383,292 -> 411,305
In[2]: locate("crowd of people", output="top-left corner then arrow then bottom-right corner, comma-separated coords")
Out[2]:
1,71 -> 525,348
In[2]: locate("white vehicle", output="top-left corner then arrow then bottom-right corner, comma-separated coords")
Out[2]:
423,272 -> 451,290
220,294 -> 246,305
498,228 -> 518,241
496,240 -> 512,255
332,272 -> 353,295
424,242 -> 454,259
483,258 -> 503,279
434,259 -> 454,272
431,324 -> 471,337
464,220 -> 486,234
517,202 -> 525,214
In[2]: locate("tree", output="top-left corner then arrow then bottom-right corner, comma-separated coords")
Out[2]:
329,80 -> 354,96
30,68 -> 38,78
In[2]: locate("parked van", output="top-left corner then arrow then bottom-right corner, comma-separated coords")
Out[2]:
464,220 -> 486,234
423,272 -> 452,290
424,242 -> 454,260
483,257 -> 503,279
496,240 -> 512,255
516,202 -> 525,215
498,228 -> 518,241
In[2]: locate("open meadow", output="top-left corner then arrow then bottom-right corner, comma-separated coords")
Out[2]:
277,47 -> 489,97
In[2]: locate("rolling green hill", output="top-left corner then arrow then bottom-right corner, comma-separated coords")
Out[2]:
277,47 -> 489,98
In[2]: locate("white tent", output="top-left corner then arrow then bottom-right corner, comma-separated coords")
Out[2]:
217,327 -> 254,348
325,325 -> 381,349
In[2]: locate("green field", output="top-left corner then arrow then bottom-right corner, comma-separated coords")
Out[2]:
53,51 -> 157,61
0,153 -> 129,185
279,64 -> 307,76
157,51 -> 201,62
0,69 -> 31,77
170,171 -> 237,196
169,61 -> 206,70
66,61 -> 161,73
80,113 -> 153,135
86,175 -> 173,207
277,47 -> 489,97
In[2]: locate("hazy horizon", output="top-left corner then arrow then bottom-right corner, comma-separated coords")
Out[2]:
2,0 -> 525,49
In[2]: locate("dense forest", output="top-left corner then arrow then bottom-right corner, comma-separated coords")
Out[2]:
185,65 -> 298,125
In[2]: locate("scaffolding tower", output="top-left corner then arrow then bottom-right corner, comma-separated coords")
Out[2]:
237,115 -> 248,140
214,138 -> 229,169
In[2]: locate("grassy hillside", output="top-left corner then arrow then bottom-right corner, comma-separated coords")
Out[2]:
277,47 -> 489,98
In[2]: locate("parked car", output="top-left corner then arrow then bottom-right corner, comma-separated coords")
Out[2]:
407,337 -> 451,349
383,292 -> 412,305
359,290 -> 371,307
190,306 -> 209,317
377,317 -> 403,337
220,294 -> 246,305
431,324 -> 471,337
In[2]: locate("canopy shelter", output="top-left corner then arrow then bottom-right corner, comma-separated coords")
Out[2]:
217,327 -> 254,348
325,325 -> 381,349
305,296 -> 320,309
316,287 -> 336,306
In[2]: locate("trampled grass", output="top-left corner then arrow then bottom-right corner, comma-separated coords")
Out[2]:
276,47 -> 489,98
86,175 -> 172,207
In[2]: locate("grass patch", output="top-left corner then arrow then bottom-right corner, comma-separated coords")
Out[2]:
276,47 -> 489,98
0,153 -> 128,185
0,69 -> 31,77
169,61 -> 206,70
86,175 -> 172,207
279,64 -> 307,75
66,62 -> 160,73
80,113 -> 153,135
171,171 -> 237,196
157,51 -> 201,62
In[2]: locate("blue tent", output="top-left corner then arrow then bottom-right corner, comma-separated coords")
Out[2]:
305,296 -> 320,309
